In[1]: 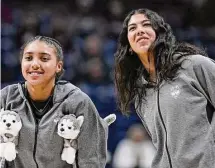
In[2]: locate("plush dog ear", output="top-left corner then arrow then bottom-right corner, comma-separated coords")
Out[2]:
15,113 -> 21,122
69,114 -> 76,119
1,108 -> 4,113
77,116 -> 84,127
0,108 -> 5,119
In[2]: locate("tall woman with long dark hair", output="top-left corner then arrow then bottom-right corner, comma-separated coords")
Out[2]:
114,8 -> 215,168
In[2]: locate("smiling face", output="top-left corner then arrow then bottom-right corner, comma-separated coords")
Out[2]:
21,40 -> 63,87
127,13 -> 156,56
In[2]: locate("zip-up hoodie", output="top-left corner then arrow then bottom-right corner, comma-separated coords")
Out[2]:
0,80 -> 108,168
135,55 -> 215,168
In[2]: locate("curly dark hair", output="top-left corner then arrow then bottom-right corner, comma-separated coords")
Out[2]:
114,8 -> 207,115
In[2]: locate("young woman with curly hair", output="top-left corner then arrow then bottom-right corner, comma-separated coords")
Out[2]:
114,8 -> 215,168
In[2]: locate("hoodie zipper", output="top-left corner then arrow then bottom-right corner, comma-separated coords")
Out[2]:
33,119 -> 39,168
157,89 -> 173,168
25,100 -> 39,168
19,83 -> 40,168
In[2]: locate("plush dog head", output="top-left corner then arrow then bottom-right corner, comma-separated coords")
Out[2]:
0,109 -> 22,140
57,114 -> 84,140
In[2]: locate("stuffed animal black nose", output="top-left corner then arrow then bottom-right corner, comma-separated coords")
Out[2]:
60,128 -> 64,132
6,123 -> 11,127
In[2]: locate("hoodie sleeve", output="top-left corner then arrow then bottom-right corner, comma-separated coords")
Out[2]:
191,55 -> 215,108
68,90 -> 108,168
0,88 -> 8,168
0,86 -> 8,110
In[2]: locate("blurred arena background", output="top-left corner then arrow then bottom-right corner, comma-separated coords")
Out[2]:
1,0 -> 215,167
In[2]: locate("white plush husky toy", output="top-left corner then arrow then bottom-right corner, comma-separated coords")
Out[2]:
0,108 -> 22,161
57,114 -> 84,164
57,113 -> 116,164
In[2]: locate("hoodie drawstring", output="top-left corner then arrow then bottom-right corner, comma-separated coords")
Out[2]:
157,88 -> 173,168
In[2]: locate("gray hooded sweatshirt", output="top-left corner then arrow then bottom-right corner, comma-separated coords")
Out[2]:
0,81 -> 108,168
135,55 -> 215,168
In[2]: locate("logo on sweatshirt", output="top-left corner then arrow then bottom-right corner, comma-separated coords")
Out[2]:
170,85 -> 180,99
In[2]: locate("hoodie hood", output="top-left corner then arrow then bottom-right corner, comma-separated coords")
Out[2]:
52,81 -> 79,103
17,80 -> 79,104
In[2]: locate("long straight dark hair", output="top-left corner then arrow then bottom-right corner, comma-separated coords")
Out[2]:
114,8 -> 207,115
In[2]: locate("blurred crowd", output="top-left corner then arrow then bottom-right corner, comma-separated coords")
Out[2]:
1,0 -> 215,167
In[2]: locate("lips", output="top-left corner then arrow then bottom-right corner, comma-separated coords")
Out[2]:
136,36 -> 149,43
28,71 -> 44,78
28,71 -> 43,74
4,133 -> 13,138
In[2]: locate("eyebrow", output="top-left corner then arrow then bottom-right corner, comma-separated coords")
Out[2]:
128,19 -> 150,28
24,52 -> 51,56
